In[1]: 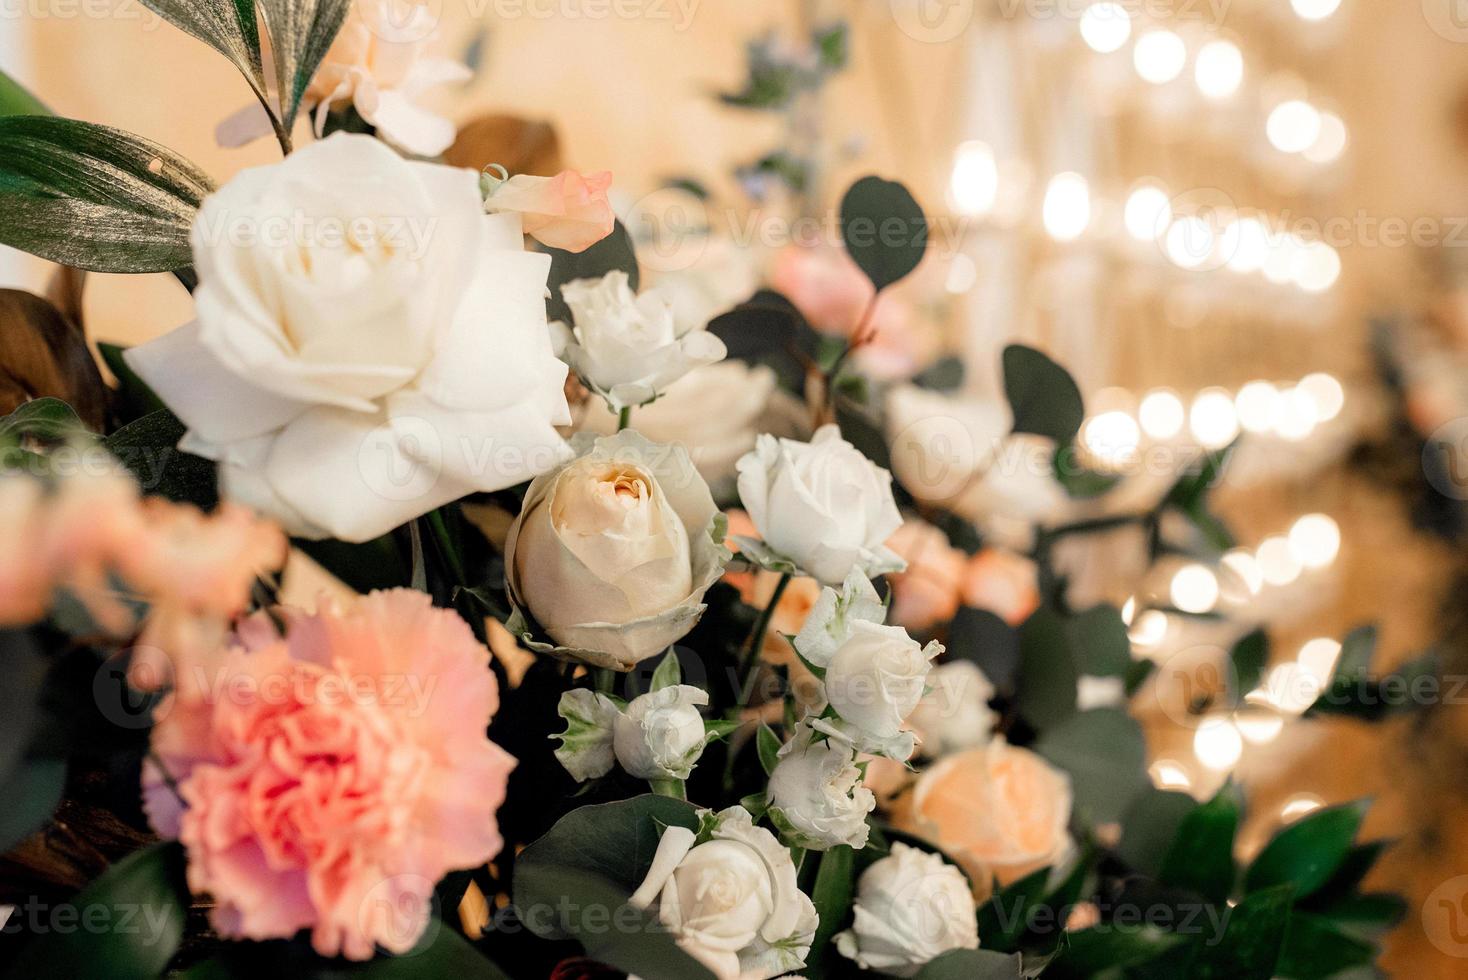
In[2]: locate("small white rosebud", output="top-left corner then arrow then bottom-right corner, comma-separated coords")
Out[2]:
613,685 -> 711,780
767,725 -> 876,850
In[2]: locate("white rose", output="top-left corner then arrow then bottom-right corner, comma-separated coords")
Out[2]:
835,842 -> 979,977
505,430 -> 729,669
553,685 -> 715,781
630,807 -> 819,980
908,661 -> 998,759
126,134 -> 571,542
614,685 -> 711,780
553,270 -> 727,411
581,361 -> 805,488
735,426 -> 905,586
767,725 -> 876,850
885,386 -> 1067,547
824,621 -> 935,748
793,572 -> 939,761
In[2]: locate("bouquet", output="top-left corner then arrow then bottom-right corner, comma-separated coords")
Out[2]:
0,5 -> 1415,978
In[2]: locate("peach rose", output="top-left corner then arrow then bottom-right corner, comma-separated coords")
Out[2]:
144,589 -> 515,961
884,520 -> 965,631
485,170 -> 615,253
897,740 -> 1072,886
0,476 -> 53,625
961,549 -> 1040,626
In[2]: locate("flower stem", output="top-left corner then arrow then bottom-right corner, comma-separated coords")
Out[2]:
818,293 -> 880,426
617,405 -> 632,431
649,778 -> 687,800
735,571 -> 792,708
427,508 -> 468,585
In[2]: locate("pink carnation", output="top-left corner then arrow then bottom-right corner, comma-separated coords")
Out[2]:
144,589 -> 516,961
488,169 -> 615,253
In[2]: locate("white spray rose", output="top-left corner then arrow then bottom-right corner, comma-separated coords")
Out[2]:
908,661 -> 998,759
767,725 -> 876,850
735,426 -> 905,586
505,430 -> 730,669
793,571 -> 941,761
630,807 -> 819,980
835,842 -> 979,977
126,133 -> 571,542
553,684 -> 716,782
553,270 -> 727,411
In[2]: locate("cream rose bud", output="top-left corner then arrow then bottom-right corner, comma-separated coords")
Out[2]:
630,807 -> 819,980
767,725 -> 876,850
505,430 -> 730,670
897,739 -> 1073,886
835,842 -> 979,977
614,685 -> 711,780
908,661 -> 998,759
735,426 -> 905,586
125,133 -> 572,543
552,270 -> 727,411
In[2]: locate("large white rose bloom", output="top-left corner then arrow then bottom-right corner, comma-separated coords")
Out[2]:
835,842 -> 979,977
735,425 -> 905,586
630,806 -> 819,980
126,134 -> 571,542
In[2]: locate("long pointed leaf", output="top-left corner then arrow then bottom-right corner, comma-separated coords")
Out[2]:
258,0 -> 352,133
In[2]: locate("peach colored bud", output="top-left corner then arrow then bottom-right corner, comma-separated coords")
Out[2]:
961,548 -> 1040,626
488,170 -> 615,253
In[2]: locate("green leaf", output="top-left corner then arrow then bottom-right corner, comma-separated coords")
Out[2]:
1312,892 -> 1407,940
1159,780 -> 1241,904
1244,800 -> 1369,900
1277,911 -> 1376,980
544,218 -> 640,325
0,757 -> 65,852
1035,708 -> 1148,824
1002,345 -> 1084,445
0,116 -> 213,273
514,795 -> 702,915
0,396 -> 86,443
97,342 -> 167,422
650,648 -> 681,691
1048,925 -> 1186,978
0,68 -> 49,117
913,354 -> 965,392
1189,883 -> 1295,980
812,21 -> 849,72
1052,444 -> 1122,499
1302,840 -> 1390,903
915,949 -> 1023,979
139,0 -> 266,114
102,409 -> 218,508
1228,630 -> 1269,703
1015,607 -> 1079,730
807,845 -> 855,976
946,607 -> 1020,691
0,629 -> 47,784
1165,444 -> 1234,512
1116,787 -> 1198,878
5,841 -> 188,980
839,176 -> 927,291
1334,625 -> 1379,680
1065,605 -> 1131,677
257,0 -> 353,133
977,867 -> 1050,952
757,722 -> 783,776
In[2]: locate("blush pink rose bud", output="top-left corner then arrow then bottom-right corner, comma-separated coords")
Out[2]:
486,170 -> 616,253
143,589 -> 516,961
961,548 -> 1041,626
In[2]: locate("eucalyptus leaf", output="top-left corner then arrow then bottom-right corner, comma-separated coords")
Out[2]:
0,116 -> 213,273
1064,605 -> 1131,677
977,867 -> 1050,952
102,409 -> 218,508
4,842 -> 188,980
1034,708 -> 1148,824
1002,345 -> 1085,446
1228,630 -> 1269,703
915,949 -> 1023,979
839,176 -> 927,291
1015,607 -> 1079,730
0,68 -> 48,116
1116,787 -> 1198,878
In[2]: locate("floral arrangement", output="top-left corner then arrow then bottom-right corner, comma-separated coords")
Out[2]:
0,6 -> 1416,979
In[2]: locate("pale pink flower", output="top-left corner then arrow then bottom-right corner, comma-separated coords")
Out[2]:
961,548 -> 1040,626
487,170 -> 615,253
144,589 -> 515,961
0,476 -> 51,625
884,520 -> 965,631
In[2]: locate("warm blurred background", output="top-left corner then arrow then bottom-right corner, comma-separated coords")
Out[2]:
6,0 -> 1468,974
